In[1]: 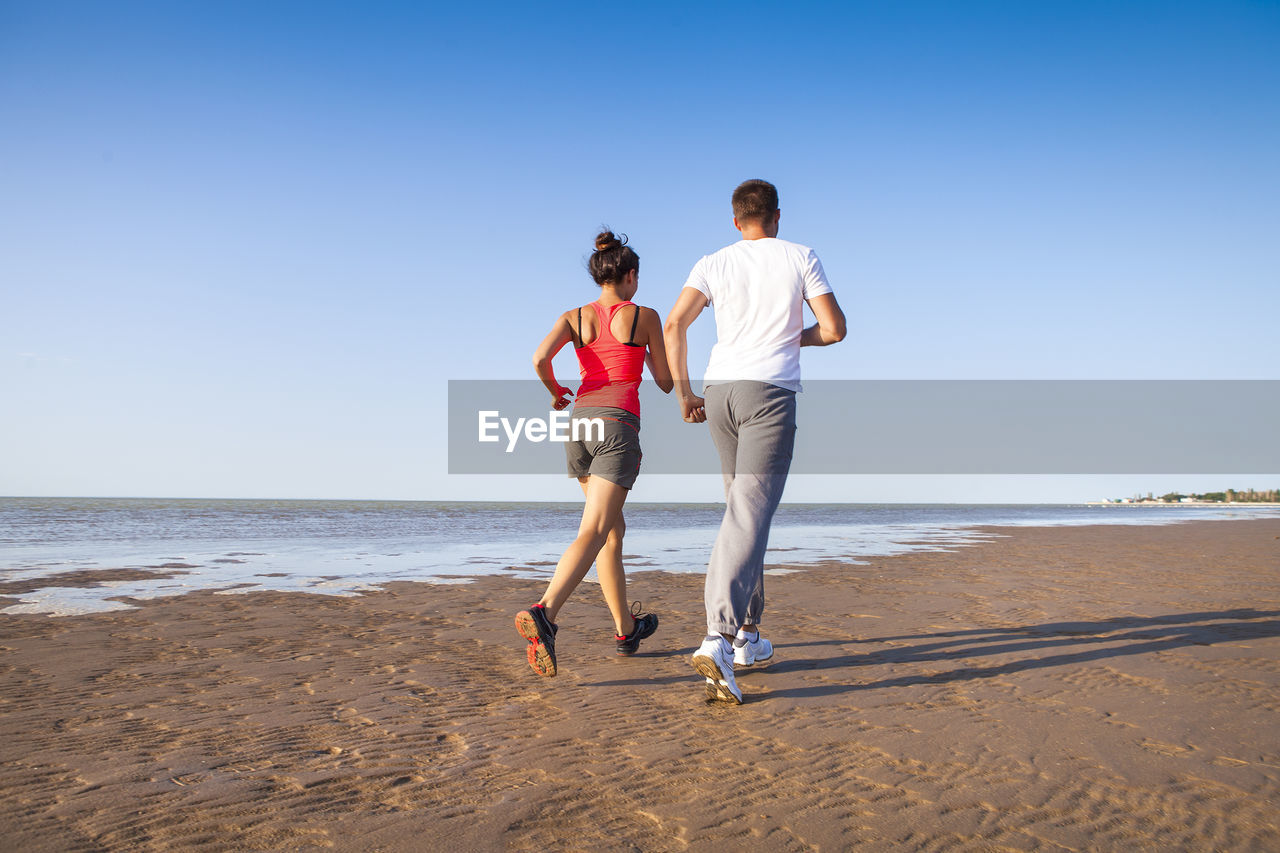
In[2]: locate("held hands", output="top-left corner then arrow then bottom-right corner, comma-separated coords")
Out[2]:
551,386 -> 574,411
679,394 -> 706,423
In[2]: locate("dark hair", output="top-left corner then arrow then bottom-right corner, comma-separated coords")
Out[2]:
588,228 -> 640,286
731,179 -> 779,223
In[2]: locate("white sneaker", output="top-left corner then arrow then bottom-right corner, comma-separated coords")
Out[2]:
733,629 -> 774,667
690,635 -> 742,704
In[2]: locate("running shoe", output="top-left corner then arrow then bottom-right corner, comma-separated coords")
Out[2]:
615,601 -> 658,656
690,634 -> 742,704
515,604 -> 558,677
733,629 -> 774,667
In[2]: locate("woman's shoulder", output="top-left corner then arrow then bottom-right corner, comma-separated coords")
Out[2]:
559,302 -> 598,318
614,303 -> 654,325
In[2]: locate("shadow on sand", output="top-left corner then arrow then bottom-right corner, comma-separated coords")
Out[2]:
586,609 -> 1280,699
763,607 -> 1280,700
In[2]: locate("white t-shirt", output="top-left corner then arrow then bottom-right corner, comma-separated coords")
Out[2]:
683,237 -> 833,392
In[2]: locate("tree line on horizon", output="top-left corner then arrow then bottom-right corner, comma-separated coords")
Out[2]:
1111,488 -> 1280,503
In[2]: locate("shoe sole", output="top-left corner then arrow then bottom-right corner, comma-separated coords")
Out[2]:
690,654 -> 742,704
515,611 -> 556,677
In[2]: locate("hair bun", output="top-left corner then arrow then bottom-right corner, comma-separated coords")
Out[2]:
587,227 -> 640,285
594,229 -> 626,252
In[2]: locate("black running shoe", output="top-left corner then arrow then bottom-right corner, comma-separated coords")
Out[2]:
615,602 -> 658,656
515,604 -> 558,677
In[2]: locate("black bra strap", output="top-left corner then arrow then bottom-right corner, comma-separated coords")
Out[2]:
575,307 -> 583,348
627,304 -> 640,345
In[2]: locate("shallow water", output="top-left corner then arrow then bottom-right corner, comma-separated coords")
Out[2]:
1,498 -> 1274,616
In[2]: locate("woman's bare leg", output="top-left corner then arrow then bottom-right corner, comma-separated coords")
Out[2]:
580,479 -> 634,636
539,476 -> 629,624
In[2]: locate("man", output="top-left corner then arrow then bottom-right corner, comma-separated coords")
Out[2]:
664,179 -> 846,704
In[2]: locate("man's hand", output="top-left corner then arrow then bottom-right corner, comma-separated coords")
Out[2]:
680,394 -> 706,423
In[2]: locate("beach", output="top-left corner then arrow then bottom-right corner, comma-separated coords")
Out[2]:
2,517 -> 1278,851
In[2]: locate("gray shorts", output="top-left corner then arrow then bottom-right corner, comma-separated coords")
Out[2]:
564,406 -> 642,490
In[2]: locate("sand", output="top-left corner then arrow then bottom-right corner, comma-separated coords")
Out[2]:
2,518 -> 1278,851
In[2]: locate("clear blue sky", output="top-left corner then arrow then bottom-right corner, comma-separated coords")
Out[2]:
2,0 -> 1277,502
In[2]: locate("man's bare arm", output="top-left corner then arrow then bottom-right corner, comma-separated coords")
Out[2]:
640,307 -> 675,394
663,287 -> 708,423
800,293 -> 847,347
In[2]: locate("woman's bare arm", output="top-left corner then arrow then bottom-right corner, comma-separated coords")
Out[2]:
532,312 -> 576,410
639,307 -> 674,394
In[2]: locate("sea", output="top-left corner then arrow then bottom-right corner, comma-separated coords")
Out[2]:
1,498 -> 1275,617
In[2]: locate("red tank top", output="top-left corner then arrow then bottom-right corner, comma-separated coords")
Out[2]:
574,301 -> 646,416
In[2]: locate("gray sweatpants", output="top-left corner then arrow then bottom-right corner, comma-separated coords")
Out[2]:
703,381 -> 797,636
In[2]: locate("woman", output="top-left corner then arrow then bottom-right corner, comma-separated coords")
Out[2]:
515,230 -> 674,676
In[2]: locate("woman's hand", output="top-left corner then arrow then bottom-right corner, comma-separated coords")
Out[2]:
551,385 -> 574,411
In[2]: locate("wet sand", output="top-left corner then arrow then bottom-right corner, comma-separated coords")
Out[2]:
2,518 -> 1278,851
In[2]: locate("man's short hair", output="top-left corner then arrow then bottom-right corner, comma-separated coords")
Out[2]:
732,179 -> 779,223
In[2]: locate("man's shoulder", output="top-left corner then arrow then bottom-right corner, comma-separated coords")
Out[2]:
699,240 -> 746,263
770,237 -> 818,257
703,238 -> 817,260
